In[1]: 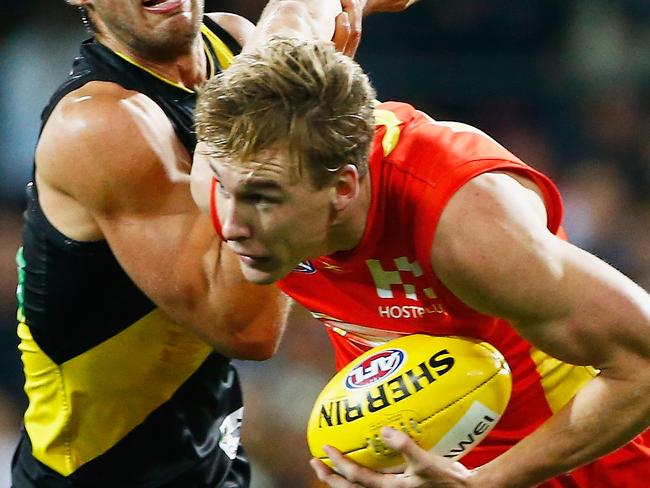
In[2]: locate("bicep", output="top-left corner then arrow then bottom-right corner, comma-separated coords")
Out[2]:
41,92 -> 222,335
89,148 -> 289,356
431,172 -> 650,369
96,198 -> 217,313
37,86 -> 288,357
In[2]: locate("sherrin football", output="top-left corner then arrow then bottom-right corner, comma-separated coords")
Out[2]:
307,334 -> 512,471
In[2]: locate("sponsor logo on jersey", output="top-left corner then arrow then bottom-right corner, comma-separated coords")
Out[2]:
345,349 -> 406,389
293,261 -> 316,274
365,257 -> 447,317
378,304 -> 445,318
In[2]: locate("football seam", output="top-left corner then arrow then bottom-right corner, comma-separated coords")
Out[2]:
316,363 -> 508,460
418,365 -> 505,428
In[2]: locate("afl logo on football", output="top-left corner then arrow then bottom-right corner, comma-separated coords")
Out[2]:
345,349 -> 406,390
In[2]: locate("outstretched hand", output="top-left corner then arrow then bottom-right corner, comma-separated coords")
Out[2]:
332,0 -> 420,56
333,0 -> 363,56
310,427 -> 475,487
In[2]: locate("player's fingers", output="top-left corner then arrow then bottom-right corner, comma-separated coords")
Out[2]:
332,12 -> 351,54
339,0 -> 362,56
325,445 -> 400,488
310,459 -> 340,484
311,458 -> 365,488
381,427 -> 438,474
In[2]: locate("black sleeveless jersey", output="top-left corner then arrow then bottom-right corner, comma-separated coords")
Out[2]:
12,18 -> 250,488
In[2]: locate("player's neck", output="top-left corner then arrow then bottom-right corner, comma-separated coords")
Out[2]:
97,34 -> 208,90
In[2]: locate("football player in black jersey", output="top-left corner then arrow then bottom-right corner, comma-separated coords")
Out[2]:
13,0 -> 419,485
12,1 -> 367,486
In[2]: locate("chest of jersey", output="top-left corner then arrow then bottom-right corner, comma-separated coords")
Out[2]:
278,187 -> 489,343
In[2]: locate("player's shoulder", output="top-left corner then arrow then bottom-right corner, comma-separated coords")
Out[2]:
37,81 -> 179,204
376,101 -> 520,170
204,12 -> 255,48
44,81 -> 161,141
43,81 -> 173,162
380,102 -> 501,149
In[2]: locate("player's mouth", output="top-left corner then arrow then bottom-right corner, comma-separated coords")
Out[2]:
237,253 -> 273,267
142,0 -> 186,14
231,249 -> 279,272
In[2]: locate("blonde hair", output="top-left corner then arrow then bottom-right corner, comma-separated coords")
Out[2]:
195,37 -> 377,188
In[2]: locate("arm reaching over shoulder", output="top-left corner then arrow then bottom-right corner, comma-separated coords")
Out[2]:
36,84 -> 289,361
243,0 -> 344,54
243,0 -> 420,56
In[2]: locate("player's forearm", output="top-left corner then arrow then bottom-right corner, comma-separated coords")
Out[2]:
473,371 -> 650,487
202,277 -> 289,360
243,0 -> 341,54
153,235 -> 288,360
171,287 -> 288,360
182,291 -> 287,360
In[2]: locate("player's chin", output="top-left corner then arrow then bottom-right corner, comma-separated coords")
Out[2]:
240,263 -> 284,285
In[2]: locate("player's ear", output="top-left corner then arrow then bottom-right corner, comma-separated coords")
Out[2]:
331,164 -> 360,212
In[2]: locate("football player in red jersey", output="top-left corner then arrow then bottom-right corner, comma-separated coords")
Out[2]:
192,38 -> 650,487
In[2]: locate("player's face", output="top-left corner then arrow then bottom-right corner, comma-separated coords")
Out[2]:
212,150 -> 335,285
88,0 -> 204,61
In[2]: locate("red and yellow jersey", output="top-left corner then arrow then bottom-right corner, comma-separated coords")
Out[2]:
277,102 -> 650,484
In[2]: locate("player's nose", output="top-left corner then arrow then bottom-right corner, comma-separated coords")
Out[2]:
221,201 -> 252,242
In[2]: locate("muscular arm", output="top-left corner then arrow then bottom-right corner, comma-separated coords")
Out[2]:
241,0 -> 418,56
431,172 -> 650,486
206,12 -> 256,48
36,83 -> 288,360
242,0 -> 346,54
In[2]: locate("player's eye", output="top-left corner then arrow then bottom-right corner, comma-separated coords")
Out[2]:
246,193 -> 279,205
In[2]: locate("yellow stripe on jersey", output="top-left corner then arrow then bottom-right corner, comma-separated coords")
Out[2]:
530,347 -> 599,413
110,49 -> 197,93
373,109 -> 403,156
110,24 -> 235,94
18,310 -> 212,476
200,24 -> 235,70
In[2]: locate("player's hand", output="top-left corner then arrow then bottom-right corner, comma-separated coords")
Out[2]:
333,0 -> 363,56
332,0 -> 419,56
363,0 -> 421,14
310,427 -> 475,487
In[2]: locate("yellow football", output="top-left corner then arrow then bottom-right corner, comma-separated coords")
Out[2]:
307,334 -> 512,471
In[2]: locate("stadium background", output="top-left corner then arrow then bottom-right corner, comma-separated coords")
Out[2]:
0,1 -> 648,486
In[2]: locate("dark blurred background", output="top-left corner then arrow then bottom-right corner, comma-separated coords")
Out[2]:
1,1 -> 649,486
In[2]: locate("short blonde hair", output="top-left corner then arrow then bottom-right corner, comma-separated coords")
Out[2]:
196,37 -> 377,188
